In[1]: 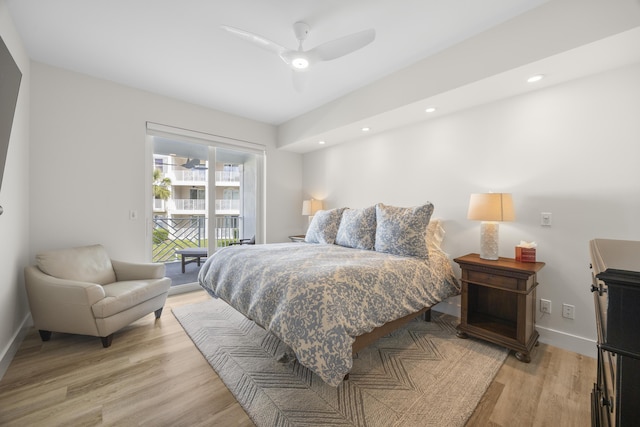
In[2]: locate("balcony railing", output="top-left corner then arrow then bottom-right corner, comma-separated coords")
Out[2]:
171,169 -> 207,182
172,199 -> 206,211
160,198 -> 239,213
152,216 -> 242,262
215,199 -> 239,212
215,170 -> 240,184
153,199 -> 165,211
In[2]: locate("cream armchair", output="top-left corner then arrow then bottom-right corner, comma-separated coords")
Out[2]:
24,244 -> 172,347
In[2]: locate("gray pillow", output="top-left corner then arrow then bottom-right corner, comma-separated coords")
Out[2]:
374,203 -> 434,258
305,208 -> 346,244
335,206 -> 377,250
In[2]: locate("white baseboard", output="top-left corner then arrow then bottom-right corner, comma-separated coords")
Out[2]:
432,299 -> 597,359
168,282 -> 201,296
0,313 -> 32,381
432,299 -> 461,318
537,326 -> 597,359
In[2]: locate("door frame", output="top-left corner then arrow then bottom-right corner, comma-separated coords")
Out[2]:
145,122 -> 266,261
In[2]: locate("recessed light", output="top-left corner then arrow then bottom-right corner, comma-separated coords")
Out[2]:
527,74 -> 545,83
425,107 -> 437,113
361,127 -> 371,132
318,140 -> 326,145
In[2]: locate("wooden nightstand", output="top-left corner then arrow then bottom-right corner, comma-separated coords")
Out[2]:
454,253 -> 545,363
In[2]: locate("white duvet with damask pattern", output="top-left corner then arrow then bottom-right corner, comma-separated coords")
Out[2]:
198,242 -> 460,386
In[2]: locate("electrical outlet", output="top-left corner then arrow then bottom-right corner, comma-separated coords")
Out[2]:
540,299 -> 551,314
541,212 -> 552,226
562,303 -> 575,319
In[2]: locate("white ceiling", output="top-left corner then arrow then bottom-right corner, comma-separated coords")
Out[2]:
7,0 -> 640,155
7,0 -> 549,125
283,26 -> 640,153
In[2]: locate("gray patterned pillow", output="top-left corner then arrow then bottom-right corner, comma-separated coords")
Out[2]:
335,206 -> 377,250
305,208 -> 346,244
374,203 -> 434,258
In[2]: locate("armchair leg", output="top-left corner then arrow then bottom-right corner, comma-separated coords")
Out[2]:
154,307 -> 164,319
38,330 -> 52,342
101,334 -> 113,348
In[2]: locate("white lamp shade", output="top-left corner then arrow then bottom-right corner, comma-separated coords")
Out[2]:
302,199 -> 323,216
468,193 -> 514,260
467,193 -> 515,222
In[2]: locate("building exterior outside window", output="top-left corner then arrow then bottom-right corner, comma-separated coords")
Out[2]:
152,155 -> 243,261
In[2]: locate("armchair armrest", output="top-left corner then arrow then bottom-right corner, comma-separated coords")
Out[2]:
111,260 -> 165,281
25,266 -> 106,305
24,266 -> 106,335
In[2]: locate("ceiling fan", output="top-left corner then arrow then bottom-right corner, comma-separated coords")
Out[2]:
222,22 -> 376,91
181,158 -> 206,169
156,158 -> 207,170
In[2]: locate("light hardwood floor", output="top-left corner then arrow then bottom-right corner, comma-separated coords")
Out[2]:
0,290 -> 596,426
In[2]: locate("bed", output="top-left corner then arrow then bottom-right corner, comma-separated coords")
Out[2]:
198,203 -> 460,386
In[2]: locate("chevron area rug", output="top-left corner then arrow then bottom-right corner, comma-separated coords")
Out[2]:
173,298 -> 509,427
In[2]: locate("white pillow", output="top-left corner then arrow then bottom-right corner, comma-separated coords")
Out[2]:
426,218 -> 445,250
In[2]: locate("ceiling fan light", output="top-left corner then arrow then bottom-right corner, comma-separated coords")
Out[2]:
292,56 -> 309,69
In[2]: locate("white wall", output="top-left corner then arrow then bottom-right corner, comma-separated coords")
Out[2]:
0,1 -> 31,377
0,52 -> 302,379
29,62 -> 303,263
302,63 -> 640,357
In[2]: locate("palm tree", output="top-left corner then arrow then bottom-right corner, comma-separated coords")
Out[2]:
152,168 -> 172,250
153,168 -> 172,200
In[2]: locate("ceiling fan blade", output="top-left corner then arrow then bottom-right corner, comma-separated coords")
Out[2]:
221,25 -> 288,55
291,70 -> 309,92
181,158 -> 206,169
308,28 -> 375,62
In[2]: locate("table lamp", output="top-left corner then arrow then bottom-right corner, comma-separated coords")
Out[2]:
302,199 -> 323,224
467,193 -> 514,260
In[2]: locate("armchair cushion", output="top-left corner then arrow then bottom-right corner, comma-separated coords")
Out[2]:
92,279 -> 171,319
36,244 -> 116,285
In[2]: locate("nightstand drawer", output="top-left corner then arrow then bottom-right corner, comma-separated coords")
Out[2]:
467,270 -> 518,290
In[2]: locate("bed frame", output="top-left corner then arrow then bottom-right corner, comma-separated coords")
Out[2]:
220,296 -> 434,382
342,306 -> 431,381
352,306 -> 431,354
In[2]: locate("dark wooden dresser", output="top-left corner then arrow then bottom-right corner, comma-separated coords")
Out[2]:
589,239 -> 640,427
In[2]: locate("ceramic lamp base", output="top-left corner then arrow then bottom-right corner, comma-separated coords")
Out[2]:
480,221 -> 499,260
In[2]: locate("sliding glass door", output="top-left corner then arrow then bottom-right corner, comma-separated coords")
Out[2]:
213,147 -> 260,246
148,124 -> 264,286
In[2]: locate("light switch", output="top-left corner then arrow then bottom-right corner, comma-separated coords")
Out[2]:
541,212 -> 552,226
